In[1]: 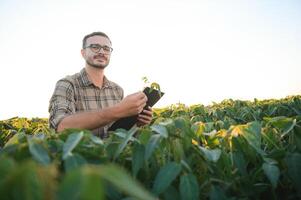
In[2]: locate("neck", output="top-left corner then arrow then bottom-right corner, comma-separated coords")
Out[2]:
85,65 -> 104,88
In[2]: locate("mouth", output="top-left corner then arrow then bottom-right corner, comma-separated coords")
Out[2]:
94,56 -> 107,62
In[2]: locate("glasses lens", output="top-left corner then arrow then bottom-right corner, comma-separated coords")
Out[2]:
90,45 -> 100,53
87,44 -> 112,54
103,46 -> 112,53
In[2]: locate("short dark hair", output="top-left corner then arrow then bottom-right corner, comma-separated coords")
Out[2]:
82,32 -> 112,48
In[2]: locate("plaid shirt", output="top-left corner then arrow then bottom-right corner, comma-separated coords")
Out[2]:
48,68 -> 124,138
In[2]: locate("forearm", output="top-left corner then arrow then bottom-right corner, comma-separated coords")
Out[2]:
55,91 -> 148,132
57,105 -> 121,132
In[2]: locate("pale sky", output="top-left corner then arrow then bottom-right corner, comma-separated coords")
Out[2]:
0,0 -> 300,120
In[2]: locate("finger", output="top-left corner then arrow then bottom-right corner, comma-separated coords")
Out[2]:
138,114 -> 152,121
138,107 -> 144,114
137,117 -> 151,125
142,94 -> 148,102
136,91 -> 147,99
141,109 -> 152,117
138,102 -> 147,113
141,112 -> 151,118
131,91 -> 144,99
138,114 -> 151,120
137,98 -> 147,108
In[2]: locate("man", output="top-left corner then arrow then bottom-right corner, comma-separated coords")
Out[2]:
49,32 -> 152,138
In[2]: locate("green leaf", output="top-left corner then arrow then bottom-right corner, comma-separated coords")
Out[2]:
57,166 -> 104,200
138,129 -> 152,145
142,76 -> 149,84
32,133 -> 46,140
232,151 -> 247,176
242,122 -> 265,156
0,156 -> 16,185
174,117 -> 192,136
113,130 -> 127,138
150,82 -> 160,91
105,182 -> 123,200
0,161 -> 50,200
163,185 -> 180,200
267,117 -> 296,137
151,124 -> 168,138
198,146 -> 221,162
172,139 -> 184,162
114,128 -> 137,160
262,163 -> 280,189
180,173 -> 199,200
4,132 -> 26,147
90,134 -> 104,145
152,162 -> 182,195
47,139 -> 64,153
28,139 -> 50,165
132,143 -> 145,177
209,185 -> 228,200
294,126 -> 301,151
262,157 -> 278,165
100,164 -> 156,200
64,153 -> 87,171
180,160 -> 192,173
144,134 -> 161,161
286,153 -> 301,194
121,197 -> 138,200
62,131 -> 84,160
106,142 -> 119,160
281,118 -> 296,138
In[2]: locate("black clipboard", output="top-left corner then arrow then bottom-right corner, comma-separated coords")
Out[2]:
108,87 -> 164,131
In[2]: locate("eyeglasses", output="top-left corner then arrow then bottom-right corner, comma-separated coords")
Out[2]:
84,44 -> 113,54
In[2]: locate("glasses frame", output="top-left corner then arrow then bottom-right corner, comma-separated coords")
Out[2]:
84,44 -> 113,54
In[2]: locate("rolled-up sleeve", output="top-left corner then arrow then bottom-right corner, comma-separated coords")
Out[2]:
48,79 -> 76,131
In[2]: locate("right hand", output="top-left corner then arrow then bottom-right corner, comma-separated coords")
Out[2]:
117,91 -> 148,117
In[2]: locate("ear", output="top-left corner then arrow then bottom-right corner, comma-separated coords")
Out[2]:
81,49 -> 85,58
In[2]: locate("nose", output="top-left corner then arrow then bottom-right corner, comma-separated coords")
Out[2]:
97,47 -> 106,54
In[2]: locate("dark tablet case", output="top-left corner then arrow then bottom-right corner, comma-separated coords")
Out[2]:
108,87 -> 164,131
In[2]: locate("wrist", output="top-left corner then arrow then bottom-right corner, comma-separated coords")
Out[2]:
110,103 -> 124,119
94,105 -> 121,124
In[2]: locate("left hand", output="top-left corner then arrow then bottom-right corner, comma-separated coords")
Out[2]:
137,106 -> 153,127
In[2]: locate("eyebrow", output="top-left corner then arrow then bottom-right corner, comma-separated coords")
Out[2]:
89,44 -> 111,47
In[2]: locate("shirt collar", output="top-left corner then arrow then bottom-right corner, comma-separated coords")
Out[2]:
79,68 -> 112,88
